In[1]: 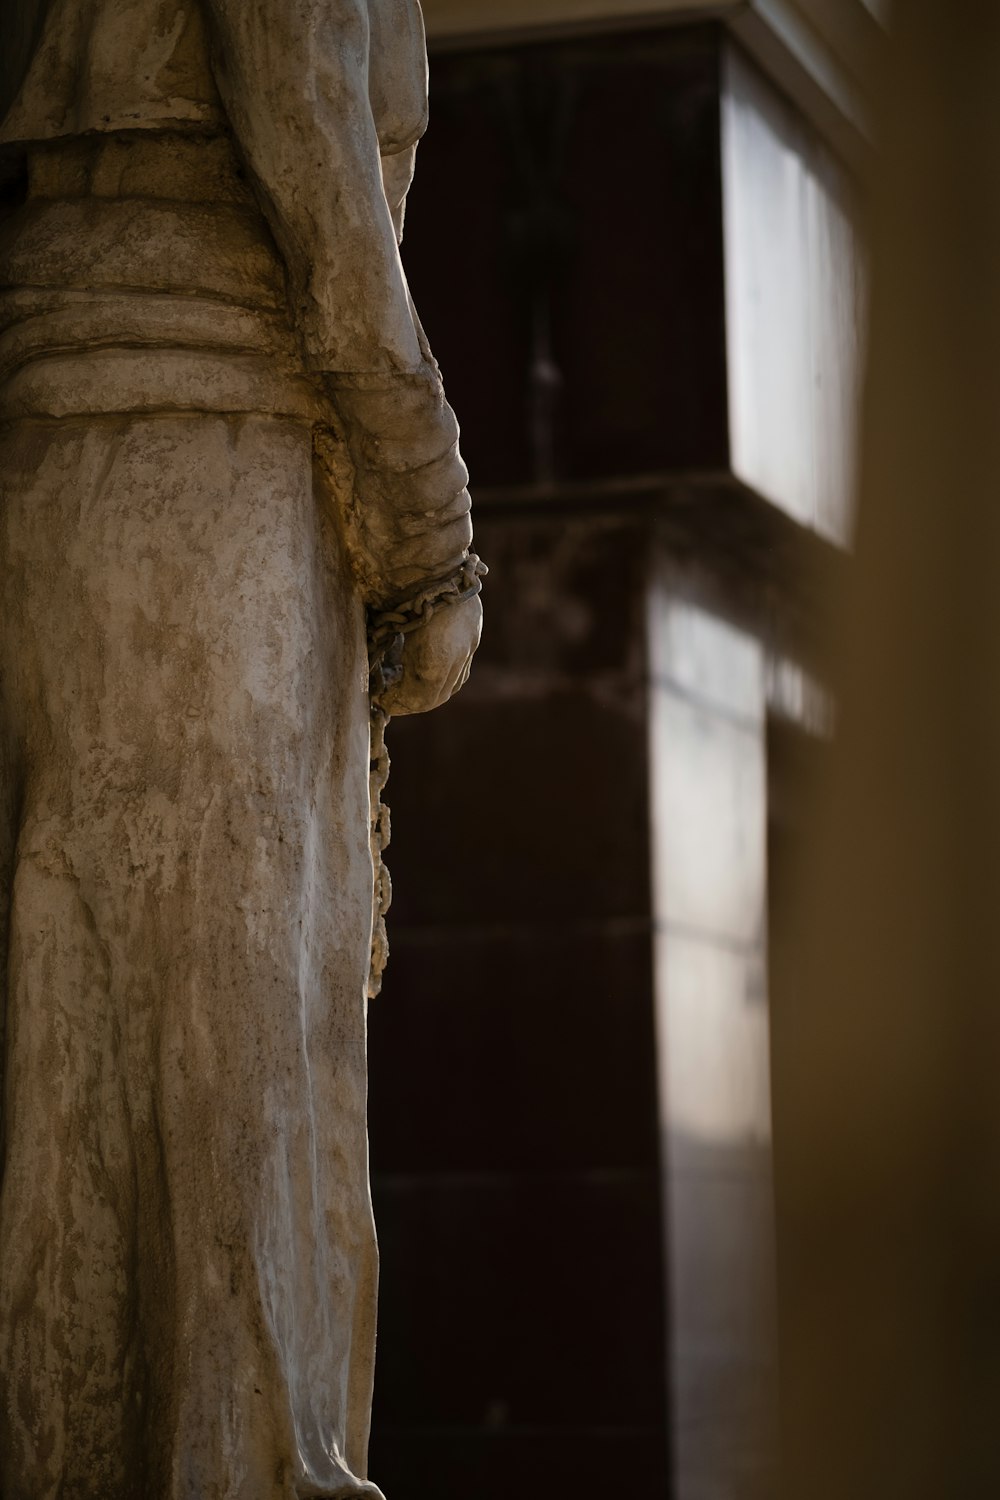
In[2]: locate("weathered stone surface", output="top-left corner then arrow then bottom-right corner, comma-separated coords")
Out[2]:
0,2 -> 480,1496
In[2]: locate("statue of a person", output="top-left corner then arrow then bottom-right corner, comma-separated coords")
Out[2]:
0,3 -> 481,1496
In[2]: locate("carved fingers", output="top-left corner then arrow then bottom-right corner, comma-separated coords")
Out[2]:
377,593 -> 483,717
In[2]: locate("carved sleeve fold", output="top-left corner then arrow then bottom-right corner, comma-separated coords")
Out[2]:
332,370 -> 473,601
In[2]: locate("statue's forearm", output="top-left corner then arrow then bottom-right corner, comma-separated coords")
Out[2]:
204,0 -> 474,600
204,0 -> 424,375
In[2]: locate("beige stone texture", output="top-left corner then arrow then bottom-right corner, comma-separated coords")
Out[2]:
0,2 -> 480,1495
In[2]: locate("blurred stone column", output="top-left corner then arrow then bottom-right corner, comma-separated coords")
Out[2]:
365,17 -> 871,1500
649,560 -> 779,1500
773,5 -> 1000,1497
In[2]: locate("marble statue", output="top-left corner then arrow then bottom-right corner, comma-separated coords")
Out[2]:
0,2 -> 482,1496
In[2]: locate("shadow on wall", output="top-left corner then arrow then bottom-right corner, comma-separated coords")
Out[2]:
367,509 -> 669,1498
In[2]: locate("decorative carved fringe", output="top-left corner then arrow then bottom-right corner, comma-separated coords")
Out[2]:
365,553 -> 487,998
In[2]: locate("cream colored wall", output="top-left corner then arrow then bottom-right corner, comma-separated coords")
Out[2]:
722,41 -> 864,543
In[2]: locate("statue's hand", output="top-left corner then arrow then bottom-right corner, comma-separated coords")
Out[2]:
379,595 -> 483,717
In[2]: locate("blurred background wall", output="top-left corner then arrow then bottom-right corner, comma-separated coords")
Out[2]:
366,4 -> 883,1496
